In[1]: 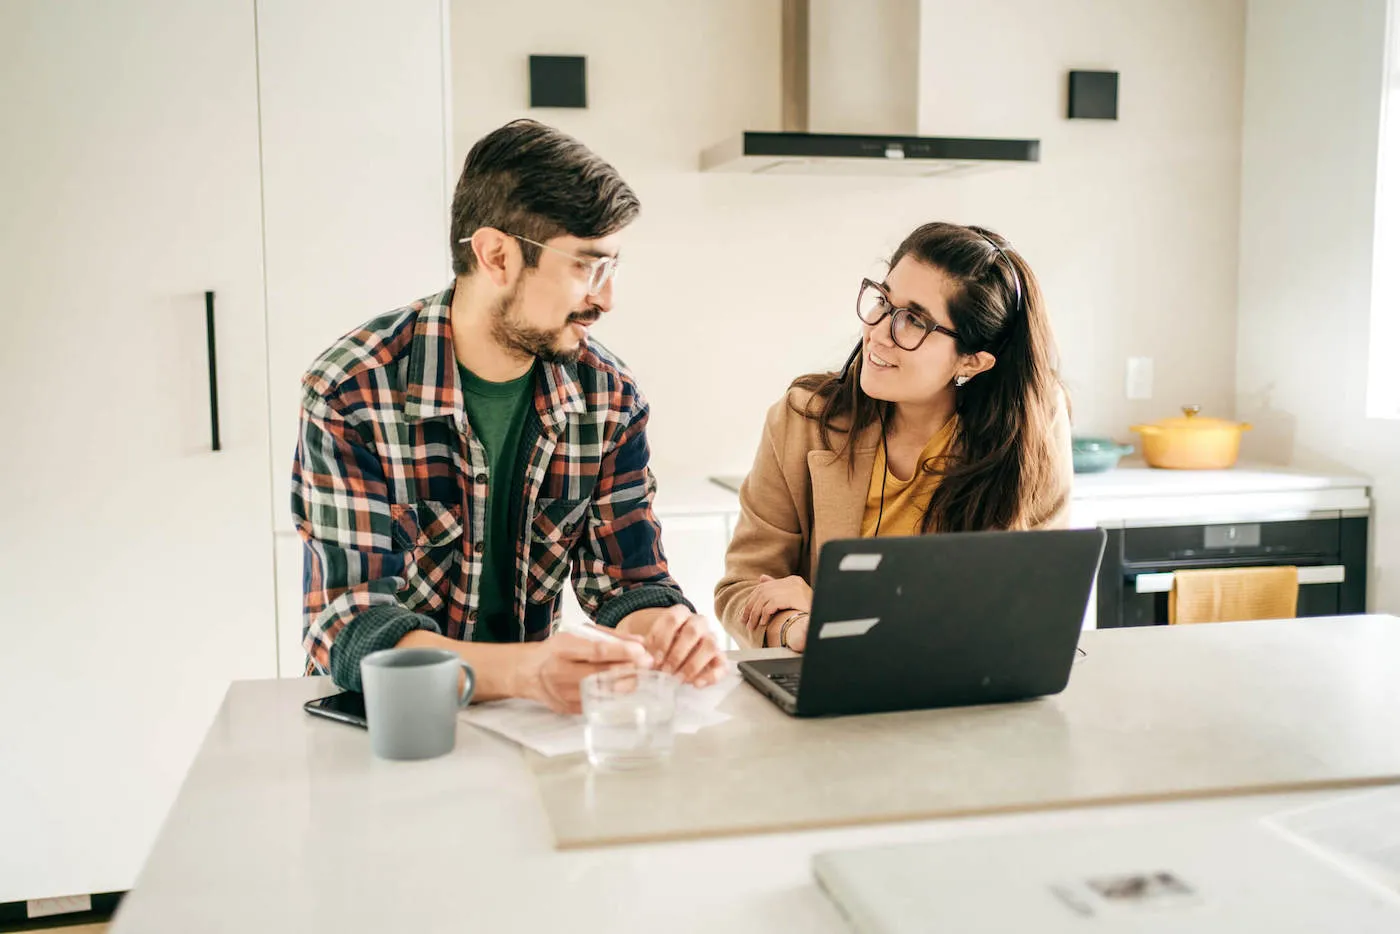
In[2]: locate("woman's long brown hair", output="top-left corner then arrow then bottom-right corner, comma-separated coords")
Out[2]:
790,222 -> 1066,532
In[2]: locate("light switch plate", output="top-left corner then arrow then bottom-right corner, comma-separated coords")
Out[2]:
1126,356 -> 1154,400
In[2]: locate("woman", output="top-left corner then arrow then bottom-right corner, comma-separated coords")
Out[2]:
714,222 -> 1072,651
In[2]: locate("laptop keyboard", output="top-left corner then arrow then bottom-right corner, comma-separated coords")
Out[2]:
768,671 -> 802,696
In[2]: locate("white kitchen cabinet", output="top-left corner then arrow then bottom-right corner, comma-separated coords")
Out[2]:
0,0 -> 452,907
275,532 -> 308,677
258,0 -> 453,536
0,0 -> 276,903
257,0 -> 453,676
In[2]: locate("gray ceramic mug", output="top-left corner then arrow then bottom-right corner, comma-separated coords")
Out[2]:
359,647 -> 475,761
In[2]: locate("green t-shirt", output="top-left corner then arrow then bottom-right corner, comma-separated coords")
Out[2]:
458,362 -> 536,642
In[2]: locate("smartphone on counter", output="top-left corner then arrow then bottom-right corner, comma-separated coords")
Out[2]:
303,691 -> 367,729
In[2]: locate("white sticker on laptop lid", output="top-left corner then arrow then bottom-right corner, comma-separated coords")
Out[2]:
818,618 -> 880,639
838,553 -> 882,572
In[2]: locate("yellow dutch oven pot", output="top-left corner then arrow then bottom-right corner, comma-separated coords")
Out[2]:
1130,405 -> 1252,470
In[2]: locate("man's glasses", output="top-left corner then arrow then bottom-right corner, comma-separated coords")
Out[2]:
457,232 -> 618,295
856,278 -> 961,351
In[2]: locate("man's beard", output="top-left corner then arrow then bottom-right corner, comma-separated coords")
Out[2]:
489,281 -> 600,365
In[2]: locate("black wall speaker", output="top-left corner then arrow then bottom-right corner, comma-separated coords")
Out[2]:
1068,70 -> 1118,120
529,55 -> 587,109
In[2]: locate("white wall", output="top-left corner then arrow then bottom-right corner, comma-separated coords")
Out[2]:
451,0 -> 1246,481
1236,0 -> 1400,613
913,0 -> 1245,441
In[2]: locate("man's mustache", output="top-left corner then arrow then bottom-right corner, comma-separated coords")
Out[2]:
568,308 -> 602,325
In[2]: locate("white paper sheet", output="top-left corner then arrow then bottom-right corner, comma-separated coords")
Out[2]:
461,673 -> 740,757
1264,787 -> 1400,894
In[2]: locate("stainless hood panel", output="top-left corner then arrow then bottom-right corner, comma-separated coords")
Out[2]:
700,132 -> 1040,177
701,2 -> 1040,176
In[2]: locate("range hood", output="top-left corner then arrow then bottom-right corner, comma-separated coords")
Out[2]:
701,0 -> 1040,176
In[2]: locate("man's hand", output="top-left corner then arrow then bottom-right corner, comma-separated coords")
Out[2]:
514,631 -> 652,715
618,605 -> 727,688
740,574 -> 813,639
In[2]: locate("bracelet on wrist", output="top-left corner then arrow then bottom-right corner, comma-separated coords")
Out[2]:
779,611 -> 808,649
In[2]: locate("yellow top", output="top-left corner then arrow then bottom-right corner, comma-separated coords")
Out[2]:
860,417 -> 959,538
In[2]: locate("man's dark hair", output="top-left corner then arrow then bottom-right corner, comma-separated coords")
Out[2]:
450,119 -> 640,275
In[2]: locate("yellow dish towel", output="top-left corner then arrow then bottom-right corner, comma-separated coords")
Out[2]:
1168,566 -> 1300,624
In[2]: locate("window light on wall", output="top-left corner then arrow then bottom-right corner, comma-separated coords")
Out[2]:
1368,0 -> 1400,419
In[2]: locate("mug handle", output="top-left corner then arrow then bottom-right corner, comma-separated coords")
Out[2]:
457,661 -> 476,708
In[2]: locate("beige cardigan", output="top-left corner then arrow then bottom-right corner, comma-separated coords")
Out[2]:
713,387 -> 1073,648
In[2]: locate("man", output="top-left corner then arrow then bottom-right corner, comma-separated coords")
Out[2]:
292,119 -> 724,713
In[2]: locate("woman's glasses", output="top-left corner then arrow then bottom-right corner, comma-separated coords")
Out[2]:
856,278 -> 961,351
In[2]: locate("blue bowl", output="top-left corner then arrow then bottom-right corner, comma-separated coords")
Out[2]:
1072,438 -> 1134,474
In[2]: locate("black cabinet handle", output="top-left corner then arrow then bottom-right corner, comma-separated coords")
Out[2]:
205,290 -> 221,452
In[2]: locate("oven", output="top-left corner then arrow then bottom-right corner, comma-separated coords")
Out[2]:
1094,512 -> 1369,627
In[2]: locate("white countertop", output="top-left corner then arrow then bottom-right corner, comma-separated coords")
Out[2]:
111,616 -> 1400,933
532,616 -> 1400,847
1070,459 -> 1370,499
1069,460 -> 1371,527
659,462 -> 1372,526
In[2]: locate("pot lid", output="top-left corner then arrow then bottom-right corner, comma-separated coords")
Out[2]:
1140,405 -> 1250,431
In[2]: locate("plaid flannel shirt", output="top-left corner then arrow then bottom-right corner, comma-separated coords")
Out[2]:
292,284 -> 691,676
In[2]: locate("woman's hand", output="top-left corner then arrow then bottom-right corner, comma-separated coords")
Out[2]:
740,574 -> 813,642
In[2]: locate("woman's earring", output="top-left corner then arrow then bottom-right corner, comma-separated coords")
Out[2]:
954,375 -> 970,388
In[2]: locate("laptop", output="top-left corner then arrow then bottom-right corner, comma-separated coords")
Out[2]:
738,528 -> 1107,717
812,811 -> 1400,932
